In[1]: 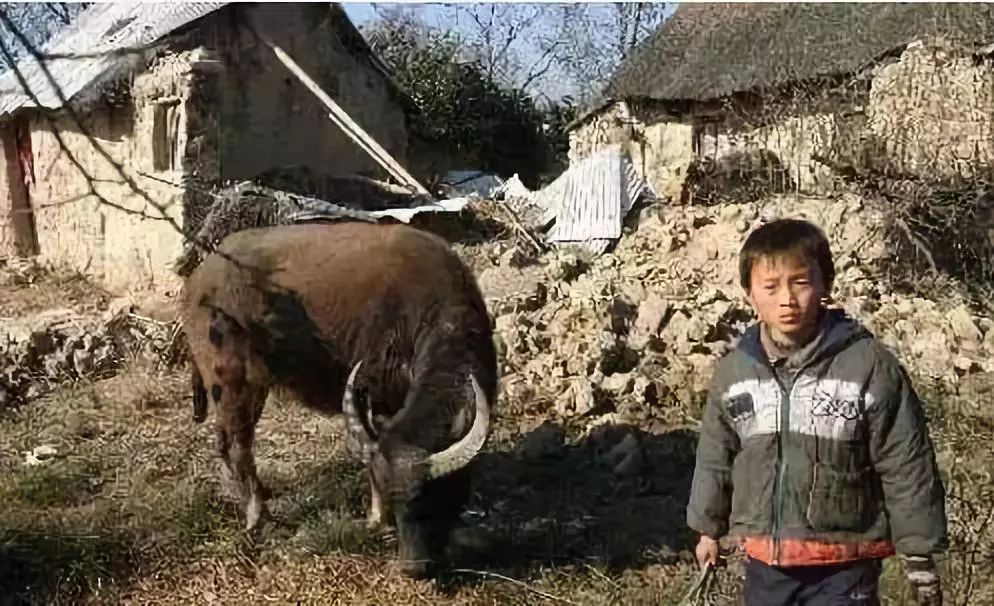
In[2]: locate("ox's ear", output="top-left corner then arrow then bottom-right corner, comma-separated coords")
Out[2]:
343,361 -> 378,461
425,373 -> 491,479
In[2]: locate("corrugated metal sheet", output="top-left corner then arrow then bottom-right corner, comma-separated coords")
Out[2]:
536,145 -> 655,250
0,2 -> 228,117
367,197 -> 472,223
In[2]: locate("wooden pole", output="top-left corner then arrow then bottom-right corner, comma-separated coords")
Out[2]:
262,38 -> 431,197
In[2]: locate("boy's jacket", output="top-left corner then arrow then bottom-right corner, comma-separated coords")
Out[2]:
686,308 -> 948,566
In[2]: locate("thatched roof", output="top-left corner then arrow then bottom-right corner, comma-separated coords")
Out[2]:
605,2 -> 994,103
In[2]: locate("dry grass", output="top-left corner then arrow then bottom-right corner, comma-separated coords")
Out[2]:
0,259 -> 111,317
0,360 -> 990,605
0,363 -> 715,605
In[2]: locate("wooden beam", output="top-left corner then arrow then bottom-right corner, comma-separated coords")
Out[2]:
261,38 -> 431,197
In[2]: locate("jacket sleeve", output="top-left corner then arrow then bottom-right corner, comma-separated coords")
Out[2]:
686,364 -> 740,539
866,346 -> 949,557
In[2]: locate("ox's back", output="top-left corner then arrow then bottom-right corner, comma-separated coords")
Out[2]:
182,221 -> 495,418
187,221 -> 479,314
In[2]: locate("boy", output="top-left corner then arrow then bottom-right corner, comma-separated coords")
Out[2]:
686,218 -> 948,605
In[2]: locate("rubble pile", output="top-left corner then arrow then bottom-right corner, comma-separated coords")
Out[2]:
474,193 -> 994,425
0,303 -> 179,408
5,190 -> 991,424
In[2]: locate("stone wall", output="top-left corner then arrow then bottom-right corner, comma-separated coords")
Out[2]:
568,103 -> 637,163
690,40 -> 994,190
572,39 -> 994,204
566,95 -> 857,203
866,39 -> 994,182
23,45 -> 210,297
568,102 -> 694,203
688,88 -> 867,200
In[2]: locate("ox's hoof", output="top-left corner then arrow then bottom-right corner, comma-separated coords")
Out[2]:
217,463 -> 238,497
244,493 -> 270,532
366,504 -> 389,529
392,558 -> 432,579
366,516 -> 385,530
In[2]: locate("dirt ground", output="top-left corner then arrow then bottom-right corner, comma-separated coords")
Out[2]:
0,361 -> 710,605
2,360 -> 991,605
1,232 -> 993,605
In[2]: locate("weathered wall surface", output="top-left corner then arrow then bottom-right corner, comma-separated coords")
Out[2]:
27,51 -> 193,297
640,120 -> 694,204
867,40 -> 994,181
213,3 -> 409,183
0,125 -> 15,257
27,110 -> 186,296
573,40 -> 994,203
568,102 -> 693,203
683,39 -> 994,192
569,104 -> 638,164
690,90 -> 866,199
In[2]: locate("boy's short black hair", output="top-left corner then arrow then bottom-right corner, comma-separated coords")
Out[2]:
739,218 -> 835,291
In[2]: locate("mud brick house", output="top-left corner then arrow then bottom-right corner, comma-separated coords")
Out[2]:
0,2 -> 415,295
568,3 -> 994,204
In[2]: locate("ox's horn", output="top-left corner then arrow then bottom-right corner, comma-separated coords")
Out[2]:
425,373 -> 491,479
343,361 -> 377,458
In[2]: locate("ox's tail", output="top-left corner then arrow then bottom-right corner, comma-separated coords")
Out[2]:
191,361 -> 208,423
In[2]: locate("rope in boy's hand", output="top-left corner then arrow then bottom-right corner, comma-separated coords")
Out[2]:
906,555 -> 942,606
677,561 -> 716,606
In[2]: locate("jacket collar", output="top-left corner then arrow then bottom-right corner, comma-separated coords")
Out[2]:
737,307 -> 872,369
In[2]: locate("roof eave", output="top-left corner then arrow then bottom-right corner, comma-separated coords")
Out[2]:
564,97 -> 621,132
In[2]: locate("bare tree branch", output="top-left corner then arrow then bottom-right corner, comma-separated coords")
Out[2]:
42,2 -> 72,25
521,41 -> 562,91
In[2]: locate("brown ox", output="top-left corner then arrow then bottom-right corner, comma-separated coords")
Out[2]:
181,221 -> 497,577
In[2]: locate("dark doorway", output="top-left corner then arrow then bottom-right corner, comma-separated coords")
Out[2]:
1,115 -> 38,256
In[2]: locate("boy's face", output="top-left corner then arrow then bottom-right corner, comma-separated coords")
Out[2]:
746,253 -> 827,344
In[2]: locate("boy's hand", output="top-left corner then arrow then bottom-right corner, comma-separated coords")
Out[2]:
906,555 -> 942,605
695,535 -> 719,569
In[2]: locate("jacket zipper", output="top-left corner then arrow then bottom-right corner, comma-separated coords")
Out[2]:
757,316 -> 854,565
771,372 -> 790,566
770,363 -> 814,566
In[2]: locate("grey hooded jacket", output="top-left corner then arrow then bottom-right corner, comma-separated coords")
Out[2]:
686,308 -> 948,565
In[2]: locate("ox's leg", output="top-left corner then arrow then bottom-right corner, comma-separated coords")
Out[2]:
215,384 -> 271,530
367,471 -> 388,528
366,413 -> 390,528
207,309 -> 272,530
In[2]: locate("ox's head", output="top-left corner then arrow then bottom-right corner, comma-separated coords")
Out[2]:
342,360 -> 490,577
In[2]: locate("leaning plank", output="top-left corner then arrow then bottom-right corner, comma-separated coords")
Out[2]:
262,38 -> 431,197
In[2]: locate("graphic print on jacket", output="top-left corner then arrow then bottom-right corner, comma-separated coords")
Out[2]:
687,309 -> 948,567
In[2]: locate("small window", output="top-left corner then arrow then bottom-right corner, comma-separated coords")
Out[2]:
693,119 -> 721,161
152,100 -> 181,171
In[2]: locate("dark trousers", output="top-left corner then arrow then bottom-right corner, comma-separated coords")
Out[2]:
744,557 -> 882,606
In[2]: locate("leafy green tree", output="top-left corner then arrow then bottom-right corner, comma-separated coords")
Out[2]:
363,14 -> 562,187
